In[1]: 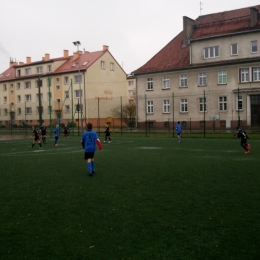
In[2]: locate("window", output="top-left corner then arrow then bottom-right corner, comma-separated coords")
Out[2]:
163,100 -> 170,113
75,90 -> 82,98
147,78 -> 153,90
180,99 -> 188,112
64,76 -> 69,84
75,104 -> 83,112
47,65 -> 52,72
253,67 -> 260,81
36,67 -> 43,73
17,83 -> 20,90
48,93 -> 52,101
25,82 -> 31,89
10,84 -> 13,88
17,108 -> 21,115
10,90 -> 14,95
199,97 -> 207,112
65,91 -> 69,98
3,84 -> 7,91
25,95 -> 31,102
56,78 -> 60,82
128,90 -> 134,96
251,41 -> 257,53
162,76 -> 170,89
231,44 -> 238,55
110,63 -> 115,71
237,95 -> 243,111
56,99 -> 61,103
25,68 -> 31,75
17,95 -> 21,102
204,46 -> 219,58
4,97 -> 7,103
36,94 -> 43,101
198,72 -> 207,86
218,70 -> 227,84
65,105 -> 70,113
56,86 -> 60,90
239,68 -> 249,82
180,74 -> 188,87
128,81 -> 134,86
147,101 -> 153,113
17,70 -> 21,76
101,61 -> 105,69
26,107 -> 32,115
37,107 -> 43,114
219,96 -> 227,111
4,109 -> 8,116
74,75 -> 82,83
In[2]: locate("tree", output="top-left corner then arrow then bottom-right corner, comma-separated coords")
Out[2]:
111,102 -> 136,127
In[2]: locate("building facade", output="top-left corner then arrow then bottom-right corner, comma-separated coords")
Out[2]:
0,46 -> 129,128
133,5 -> 260,129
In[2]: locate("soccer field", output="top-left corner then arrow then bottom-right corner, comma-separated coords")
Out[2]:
0,136 -> 259,260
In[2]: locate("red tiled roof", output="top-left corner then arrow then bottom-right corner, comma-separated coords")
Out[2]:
133,5 -> 260,75
54,50 -> 106,73
191,5 -> 260,40
133,32 -> 190,74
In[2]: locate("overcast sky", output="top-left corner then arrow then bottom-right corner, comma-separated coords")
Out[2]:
0,0 -> 259,75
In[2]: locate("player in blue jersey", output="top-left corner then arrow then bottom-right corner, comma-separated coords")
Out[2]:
235,127 -> 251,154
175,121 -> 183,142
81,123 -> 102,176
54,124 -> 60,147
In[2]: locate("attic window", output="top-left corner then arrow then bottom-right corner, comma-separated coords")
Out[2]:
6,73 -> 10,76
0,74 -> 3,77
72,64 -> 77,67
83,61 -> 88,66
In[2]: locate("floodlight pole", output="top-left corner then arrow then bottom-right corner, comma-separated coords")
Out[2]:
37,76 -> 43,126
73,41 -> 83,134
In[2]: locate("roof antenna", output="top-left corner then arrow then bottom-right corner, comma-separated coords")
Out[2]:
200,1 -> 203,15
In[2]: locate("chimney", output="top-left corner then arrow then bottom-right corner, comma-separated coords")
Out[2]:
250,7 -> 259,27
103,45 -> 109,51
26,57 -> 31,64
182,16 -> 195,47
73,52 -> 79,61
45,53 -> 50,61
19,62 -> 24,65
9,59 -> 18,67
63,50 -> 69,58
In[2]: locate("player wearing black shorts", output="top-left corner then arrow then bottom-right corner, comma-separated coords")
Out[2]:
235,127 -> 251,154
63,124 -> 70,138
104,124 -> 112,143
40,123 -> 47,143
30,126 -> 43,149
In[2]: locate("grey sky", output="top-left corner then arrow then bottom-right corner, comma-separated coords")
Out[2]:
0,0 -> 259,74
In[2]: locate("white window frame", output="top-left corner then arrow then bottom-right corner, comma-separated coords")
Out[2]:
251,41 -> 257,53
25,68 -> 31,75
204,46 -> 219,59
47,65 -> 52,72
65,105 -> 70,113
163,100 -> 170,113
101,61 -> 105,69
74,75 -> 82,83
110,62 -> 115,71
4,109 -> 8,116
25,94 -> 31,102
17,108 -> 21,115
3,84 -> 7,91
36,66 -> 43,74
75,90 -> 82,98
17,95 -> 21,103
25,82 -> 31,89
180,74 -> 188,87
231,43 -> 238,56
17,83 -> 20,90
240,68 -> 249,82
253,67 -> 260,81
36,94 -> 43,101
162,76 -> 170,89
147,100 -> 154,114
218,70 -> 227,84
64,76 -> 69,84
128,81 -> 134,86
199,97 -> 207,112
65,91 -> 69,99
198,72 -> 207,86
219,96 -> 227,111
147,78 -> 153,90
180,99 -> 188,112
237,95 -> 243,111
26,107 -> 32,115
4,96 -> 7,104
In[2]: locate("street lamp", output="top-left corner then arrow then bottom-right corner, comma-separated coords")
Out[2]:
73,41 -> 83,133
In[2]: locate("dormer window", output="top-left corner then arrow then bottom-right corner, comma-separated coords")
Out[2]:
204,46 -> 219,59
83,61 -> 88,66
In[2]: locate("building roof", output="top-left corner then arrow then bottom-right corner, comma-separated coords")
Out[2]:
133,5 -> 260,75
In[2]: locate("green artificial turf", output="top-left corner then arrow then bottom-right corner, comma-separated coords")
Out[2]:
0,136 -> 259,260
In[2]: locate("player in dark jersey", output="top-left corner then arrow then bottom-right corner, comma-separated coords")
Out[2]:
30,126 -> 43,149
40,123 -> 47,143
81,123 -> 102,176
235,127 -> 251,154
104,123 -> 112,143
63,124 -> 70,138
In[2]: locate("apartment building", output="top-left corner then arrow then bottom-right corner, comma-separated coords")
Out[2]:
0,45 -> 128,127
133,5 -> 260,129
